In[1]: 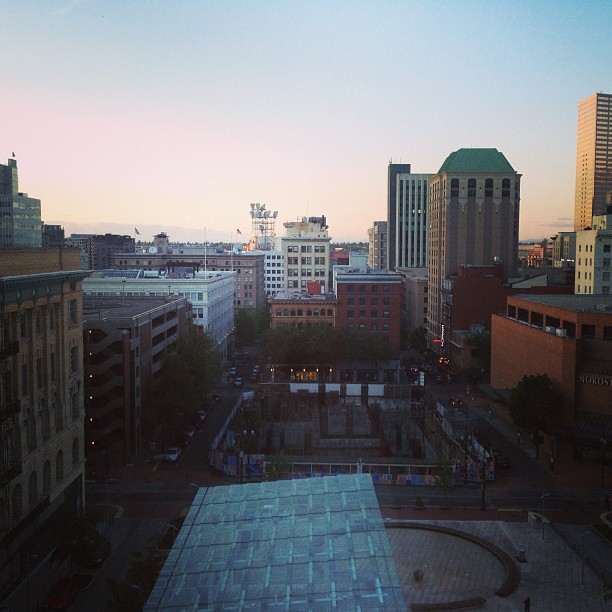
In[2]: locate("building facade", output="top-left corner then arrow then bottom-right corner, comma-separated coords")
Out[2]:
87,234 -> 136,270
334,269 -> 402,357
83,295 -> 189,465
575,213 -> 612,295
83,271 -> 235,359
0,249 -> 87,599
385,162 -> 411,271
552,232 -> 576,269
574,92 -> 612,231
367,221 -> 387,270
396,267 -> 428,331
0,159 -> 42,248
392,173 -> 432,270
42,224 -> 65,248
427,148 -> 521,348
269,292 -> 337,330
491,294 -> 612,463
282,216 -> 331,294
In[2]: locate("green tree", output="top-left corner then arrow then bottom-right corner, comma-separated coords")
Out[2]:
406,326 -> 428,356
265,450 -> 292,480
434,456 -> 455,496
508,373 -> 561,459
463,330 -> 491,379
235,306 -> 270,348
149,325 -> 222,446
106,544 -> 165,612
50,516 -> 105,572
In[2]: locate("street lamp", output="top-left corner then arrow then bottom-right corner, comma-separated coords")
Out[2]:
481,449 -> 487,511
581,529 -> 591,584
541,492 -> 550,540
602,436 -> 608,489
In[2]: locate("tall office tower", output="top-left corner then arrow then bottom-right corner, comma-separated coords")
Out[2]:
392,172 -> 432,269
282,216 -> 331,293
575,93 -> 612,231
385,162 -> 410,271
0,158 -> 42,248
427,148 -> 521,347
367,221 -> 387,269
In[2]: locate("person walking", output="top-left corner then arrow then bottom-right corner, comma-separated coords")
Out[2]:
524,596 -> 531,611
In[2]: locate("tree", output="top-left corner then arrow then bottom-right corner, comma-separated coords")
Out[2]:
508,374 -> 562,459
463,330 -> 491,380
106,544 -> 165,612
235,306 -> 270,348
265,450 -> 292,480
148,325 -> 222,446
50,516 -> 105,572
434,456 -> 455,496
406,326 -> 428,356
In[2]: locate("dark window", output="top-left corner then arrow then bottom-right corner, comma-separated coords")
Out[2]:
468,178 -> 476,198
502,178 -> 510,197
485,178 -> 493,197
450,178 -> 459,197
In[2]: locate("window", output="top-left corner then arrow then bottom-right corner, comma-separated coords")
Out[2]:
467,178 -> 476,198
359,298 -> 366,306
502,178 -> 510,197
485,178 -> 493,197
371,323 -> 378,331
69,300 -> 78,325
371,310 -> 378,319
605,244 -> 611,253
604,258 -> 610,267
347,310 -> 354,319
383,311 -> 390,319
70,347 -> 79,374
359,324 -> 366,331
359,311 -> 366,319
450,178 -> 459,197
347,298 -> 354,305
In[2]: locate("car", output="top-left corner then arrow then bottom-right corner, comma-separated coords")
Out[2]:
163,447 -> 182,462
183,425 -> 196,439
84,538 -> 111,568
449,397 -> 463,406
228,367 -> 238,377
249,373 -> 258,382
42,576 -> 79,610
233,377 -> 244,387
212,393 -> 222,402
252,365 -> 260,373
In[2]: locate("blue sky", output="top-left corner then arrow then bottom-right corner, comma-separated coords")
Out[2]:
2,0 -> 611,243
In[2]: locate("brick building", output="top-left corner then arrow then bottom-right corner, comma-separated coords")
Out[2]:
491,294 -> 612,462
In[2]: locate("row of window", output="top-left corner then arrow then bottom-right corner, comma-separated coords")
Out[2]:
347,323 -> 390,332
347,297 -> 391,306
346,310 -> 390,319
286,245 -> 327,253
345,284 -> 392,293
275,308 -> 333,317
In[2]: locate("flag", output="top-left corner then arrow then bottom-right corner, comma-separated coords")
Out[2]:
135,227 -> 141,235
236,229 -> 242,235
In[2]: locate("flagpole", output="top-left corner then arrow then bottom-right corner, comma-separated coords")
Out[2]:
204,227 -> 207,275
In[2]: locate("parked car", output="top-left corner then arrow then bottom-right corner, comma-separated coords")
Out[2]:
228,367 -> 238,377
42,576 -> 79,610
184,425 -> 196,439
233,377 -> 244,387
212,393 -> 222,402
162,447 -> 182,463
84,538 -> 111,568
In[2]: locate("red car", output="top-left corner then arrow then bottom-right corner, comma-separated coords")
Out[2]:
42,576 -> 79,610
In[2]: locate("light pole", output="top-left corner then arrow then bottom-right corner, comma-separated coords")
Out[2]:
481,449 -> 487,511
461,435 -> 468,484
541,492 -> 550,540
602,436 -> 608,489
581,529 -> 590,584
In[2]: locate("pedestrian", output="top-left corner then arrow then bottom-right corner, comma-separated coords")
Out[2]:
550,456 -> 555,472
524,596 -> 531,611
517,431 -> 522,445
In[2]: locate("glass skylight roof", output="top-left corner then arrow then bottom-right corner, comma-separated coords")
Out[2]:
145,474 -> 406,611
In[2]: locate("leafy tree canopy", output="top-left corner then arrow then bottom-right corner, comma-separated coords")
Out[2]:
508,373 -> 561,435
406,326 -> 428,356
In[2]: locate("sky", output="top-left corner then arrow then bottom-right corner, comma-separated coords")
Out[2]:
2,0 -> 611,244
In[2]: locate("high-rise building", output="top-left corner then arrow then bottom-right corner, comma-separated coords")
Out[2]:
391,172 -> 432,270
574,92 -> 612,231
282,216 -> 331,293
367,221 -> 387,270
385,163 -> 411,271
427,148 -> 520,348
0,159 -> 42,248
42,223 -> 65,248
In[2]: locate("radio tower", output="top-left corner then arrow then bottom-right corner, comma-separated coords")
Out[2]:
249,203 -> 278,250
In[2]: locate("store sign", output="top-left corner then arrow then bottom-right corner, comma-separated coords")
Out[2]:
440,324 -> 445,348
578,375 -> 612,386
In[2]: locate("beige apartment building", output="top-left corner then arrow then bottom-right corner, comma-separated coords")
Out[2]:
282,216 -> 331,293
575,213 -> 612,295
0,249 -> 88,599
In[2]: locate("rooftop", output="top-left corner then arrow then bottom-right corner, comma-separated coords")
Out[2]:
438,148 -> 515,173
145,475 -> 405,610
511,293 -> 612,313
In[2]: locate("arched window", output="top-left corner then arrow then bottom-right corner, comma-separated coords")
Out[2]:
485,178 -> 493,197
56,450 -> 64,482
13,485 -> 22,521
0,496 -> 7,533
450,178 -> 459,197
43,460 -> 51,494
502,178 -> 510,197
28,471 -> 38,509
72,438 -> 79,467
467,178 -> 476,198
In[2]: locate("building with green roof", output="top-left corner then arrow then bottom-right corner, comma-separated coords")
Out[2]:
427,148 -> 521,353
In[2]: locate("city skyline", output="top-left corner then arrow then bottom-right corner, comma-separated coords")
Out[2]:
2,1 -> 612,243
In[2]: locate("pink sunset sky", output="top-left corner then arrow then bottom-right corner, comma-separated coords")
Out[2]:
2,1 -> 612,243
